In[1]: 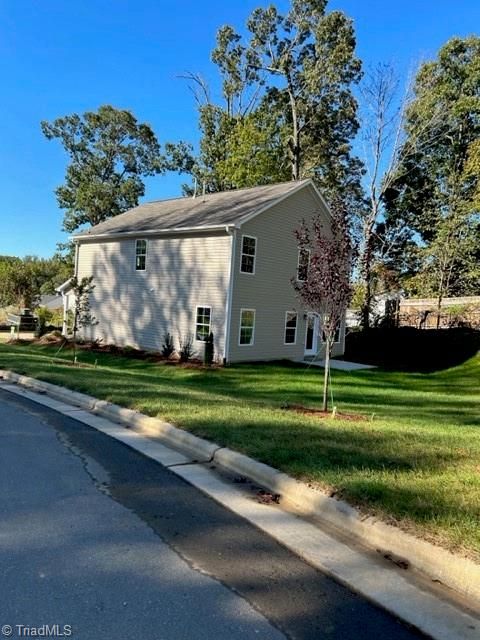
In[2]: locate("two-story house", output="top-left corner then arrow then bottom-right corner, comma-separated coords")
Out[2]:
72,179 -> 345,363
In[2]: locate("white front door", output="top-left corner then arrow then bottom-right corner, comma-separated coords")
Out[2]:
304,313 -> 319,356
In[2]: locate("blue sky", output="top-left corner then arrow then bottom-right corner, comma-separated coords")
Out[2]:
1,0 -> 479,257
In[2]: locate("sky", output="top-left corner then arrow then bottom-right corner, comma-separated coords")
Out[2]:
1,0 -> 479,258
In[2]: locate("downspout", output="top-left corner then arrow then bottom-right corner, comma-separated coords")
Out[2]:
74,241 -> 79,278
223,225 -> 237,365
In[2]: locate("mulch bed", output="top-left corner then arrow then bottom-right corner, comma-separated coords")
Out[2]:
282,403 -> 367,421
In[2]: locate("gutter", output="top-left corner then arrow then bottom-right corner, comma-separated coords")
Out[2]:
73,224 -> 231,243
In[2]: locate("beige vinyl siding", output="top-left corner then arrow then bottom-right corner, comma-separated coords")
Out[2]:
76,231 -> 231,360
228,184 -> 344,362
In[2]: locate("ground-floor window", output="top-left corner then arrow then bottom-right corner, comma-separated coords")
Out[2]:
284,311 -> 297,344
195,306 -> 211,341
239,309 -> 255,345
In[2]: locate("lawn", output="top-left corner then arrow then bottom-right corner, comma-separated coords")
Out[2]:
0,341 -> 479,559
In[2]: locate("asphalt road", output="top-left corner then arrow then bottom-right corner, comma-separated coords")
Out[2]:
0,388 -> 426,640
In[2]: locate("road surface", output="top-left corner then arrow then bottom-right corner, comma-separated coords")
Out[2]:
0,388 -> 425,640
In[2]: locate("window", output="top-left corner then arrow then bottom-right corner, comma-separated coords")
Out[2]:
297,248 -> 310,281
284,311 -> 297,344
195,306 -> 211,341
322,321 -> 341,344
240,235 -> 257,274
135,239 -> 147,271
239,309 -> 255,345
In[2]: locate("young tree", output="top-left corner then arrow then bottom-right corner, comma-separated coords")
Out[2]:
41,105 -> 165,233
293,199 -> 353,411
71,276 -> 97,363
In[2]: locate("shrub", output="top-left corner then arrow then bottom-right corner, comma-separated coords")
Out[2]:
161,332 -> 175,359
178,333 -> 195,363
35,307 -> 53,338
203,332 -> 214,366
345,326 -> 480,371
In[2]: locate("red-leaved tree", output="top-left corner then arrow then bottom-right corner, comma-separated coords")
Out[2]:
293,199 -> 353,411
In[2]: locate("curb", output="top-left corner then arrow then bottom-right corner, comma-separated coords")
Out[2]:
1,369 -> 479,607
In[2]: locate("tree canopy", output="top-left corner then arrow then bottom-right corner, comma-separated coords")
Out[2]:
385,36 -> 480,302
41,105 -> 166,233
184,0 -> 364,210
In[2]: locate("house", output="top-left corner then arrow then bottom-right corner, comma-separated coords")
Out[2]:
72,179 -> 346,363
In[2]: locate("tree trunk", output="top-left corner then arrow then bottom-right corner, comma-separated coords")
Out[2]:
323,342 -> 331,412
360,242 -> 373,330
286,74 -> 301,181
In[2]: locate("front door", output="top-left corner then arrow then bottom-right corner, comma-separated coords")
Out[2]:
304,313 -> 319,356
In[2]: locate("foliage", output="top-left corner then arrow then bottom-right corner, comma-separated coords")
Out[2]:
41,105 -> 166,233
293,199 -> 353,410
345,327 -> 480,371
203,332 -> 214,366
184,0 -> 364,210
385,36 -> 480,305
0,255 -> 68,309
161,331 -> 175,359
34,307 -> 54,338
178,332 -> 195,362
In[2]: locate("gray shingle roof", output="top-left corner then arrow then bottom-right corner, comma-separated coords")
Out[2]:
74,180 -> 311,239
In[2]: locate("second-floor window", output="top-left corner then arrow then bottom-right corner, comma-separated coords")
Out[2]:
297,248 -> 310,281
135,239 -> 147,271
240,235 -> 257,274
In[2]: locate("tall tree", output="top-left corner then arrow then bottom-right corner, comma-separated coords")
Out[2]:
185,0 -> 364,207
385,37 -> 480,309
41,105 -> 165,233
357,64 -> 441,327
293,199 -> 353,411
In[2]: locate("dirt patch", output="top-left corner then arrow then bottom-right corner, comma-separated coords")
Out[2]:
282,403 -> 367,421
35,331 -> 65,345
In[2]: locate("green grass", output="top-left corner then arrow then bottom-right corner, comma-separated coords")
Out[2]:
1,341 -> 479,559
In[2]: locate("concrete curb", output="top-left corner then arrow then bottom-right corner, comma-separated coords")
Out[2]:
1,369 -> 479,607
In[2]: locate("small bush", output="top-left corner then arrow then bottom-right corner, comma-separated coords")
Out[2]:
178,333 -> 195,363
161,332 -> 175,359
35,307 -> 53,338
203,332 -> 214,366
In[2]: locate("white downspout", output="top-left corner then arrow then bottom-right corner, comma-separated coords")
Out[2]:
223,226 -> 237,364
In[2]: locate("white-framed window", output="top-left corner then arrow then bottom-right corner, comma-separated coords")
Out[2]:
240,235 -> 257,274
239,309 -> 255,346
195,306 -> 211,341
322,321 -> 341,344
297,248 -> 310,281
135,239 -> 147,271
284,311 -> 298,345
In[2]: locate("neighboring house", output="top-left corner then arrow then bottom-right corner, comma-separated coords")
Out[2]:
346,292 -> 401,328
38,294 -> 63,311
55,279 -> 75,336
72,179 -> 346,363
